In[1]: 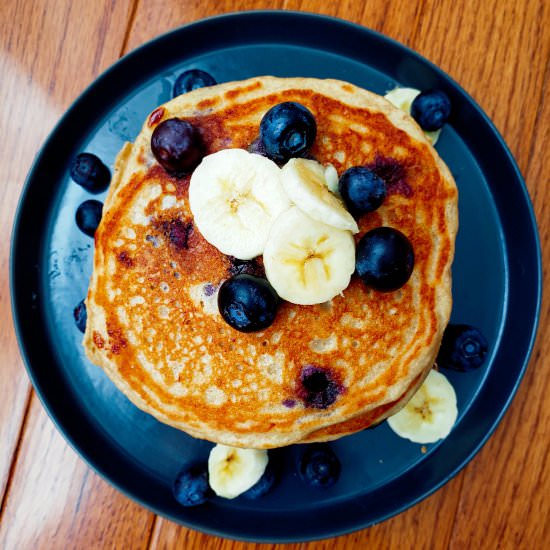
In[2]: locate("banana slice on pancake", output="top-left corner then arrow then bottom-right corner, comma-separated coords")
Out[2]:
281,158 -> 358,233
323,163 -> 340,195
208,444 -> 268,499
384,87 -> 441,145
263,206 -> 355,305
387,369 -> 458,444
189,148 -> 291,260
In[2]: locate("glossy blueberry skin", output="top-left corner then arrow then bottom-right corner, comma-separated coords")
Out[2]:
218,274 -> 279,332
339,166 -> 387,216
437,324 -> 489,372
151,118 -> 205,176
356,227 -> 414,291
411,89 -> 451,131
298,444 -> 341,488
259,102 -> 317,163
73,299 -> 87,333
172,463 -> 212,507
75,199 -> 103,237
173,69 -> 217,97
242,461 -> 276,499
70,153 -> 110,193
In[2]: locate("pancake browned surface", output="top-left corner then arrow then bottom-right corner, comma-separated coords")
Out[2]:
84,77 -> 458,449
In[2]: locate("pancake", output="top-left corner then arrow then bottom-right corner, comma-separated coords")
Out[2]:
84,76 -> 458,449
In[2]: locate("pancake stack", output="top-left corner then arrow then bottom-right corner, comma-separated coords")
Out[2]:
84,77 -> 458,449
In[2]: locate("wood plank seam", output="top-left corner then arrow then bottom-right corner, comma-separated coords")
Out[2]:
524,58 -> 549,183
447,55 -> 548,549
46,1 -> 74,95
146,514 -> 158,549
72,468 -> 91,517
117,1 -> 162,540
0,385 -> 33,519
0,0 -> 149,543
119,0 -> 141,59
438,470 -> 466,550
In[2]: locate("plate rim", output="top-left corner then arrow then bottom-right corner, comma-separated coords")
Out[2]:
9,10 -> 543,543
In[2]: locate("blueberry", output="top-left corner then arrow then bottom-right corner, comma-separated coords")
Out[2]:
437,324 -> 489,372
297,365 -> 342,409
259,102 -> 317,163
70,153 -> 111,193
339,166 -> 387,216
411,89 -> 451,131
75,199 -> 103,237
173,69 -> 217,97
172,463 -> 212,507
218,274 -> 279,332
298,444 -> 341,488
73,299 -> 87,333
242,461 -> 276,499
151,118 -> 205,176
356,227 -> 414,291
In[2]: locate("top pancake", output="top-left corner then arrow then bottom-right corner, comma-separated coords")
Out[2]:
84,76 -> 458,449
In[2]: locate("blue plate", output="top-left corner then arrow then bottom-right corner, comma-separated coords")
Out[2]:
10,11 -> 541,542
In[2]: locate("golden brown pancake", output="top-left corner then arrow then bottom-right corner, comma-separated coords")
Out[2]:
84,77 -> 458,448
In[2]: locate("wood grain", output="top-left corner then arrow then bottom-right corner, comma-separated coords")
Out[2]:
449,66 -> 550,549
0,396 -> 155,550
0,0 -> 135,506
0,0 -> 548,548
147,484 -> 463,549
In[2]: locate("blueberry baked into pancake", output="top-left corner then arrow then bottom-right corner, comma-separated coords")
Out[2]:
83,76 -> 458,452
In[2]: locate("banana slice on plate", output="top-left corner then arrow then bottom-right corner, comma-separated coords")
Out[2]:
384,87 -> 441,145
189,148 -> 291,260
281,158 -> 358,233
387,369 -> 458,444
263,206 -> 355,305
208,444 -> 268,499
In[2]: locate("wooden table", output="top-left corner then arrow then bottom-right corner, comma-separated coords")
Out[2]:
1,1 -> 548,548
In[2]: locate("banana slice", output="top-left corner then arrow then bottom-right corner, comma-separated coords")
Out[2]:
263,206 -> 355,305
384,87 -> 441,145
208,444 -> 268,499
324,163 -> 340,195
281,158 -> 358,233
387,369 -> 458,444
189,149 -> 291,260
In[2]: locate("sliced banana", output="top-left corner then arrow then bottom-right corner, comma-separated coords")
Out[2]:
263,206 -> 355,305
208,444 -> 268,499
281,158 -> 358,233
189,148 -> 291,260
324,163 -> 340,195
384,87 -> 420,113
387,369 -> 458,444
384,87 -> 441,145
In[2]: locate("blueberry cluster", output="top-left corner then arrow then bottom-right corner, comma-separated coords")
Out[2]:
70,150 -> 112,333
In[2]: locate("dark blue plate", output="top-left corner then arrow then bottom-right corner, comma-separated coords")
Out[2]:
10,11 -> 541,542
